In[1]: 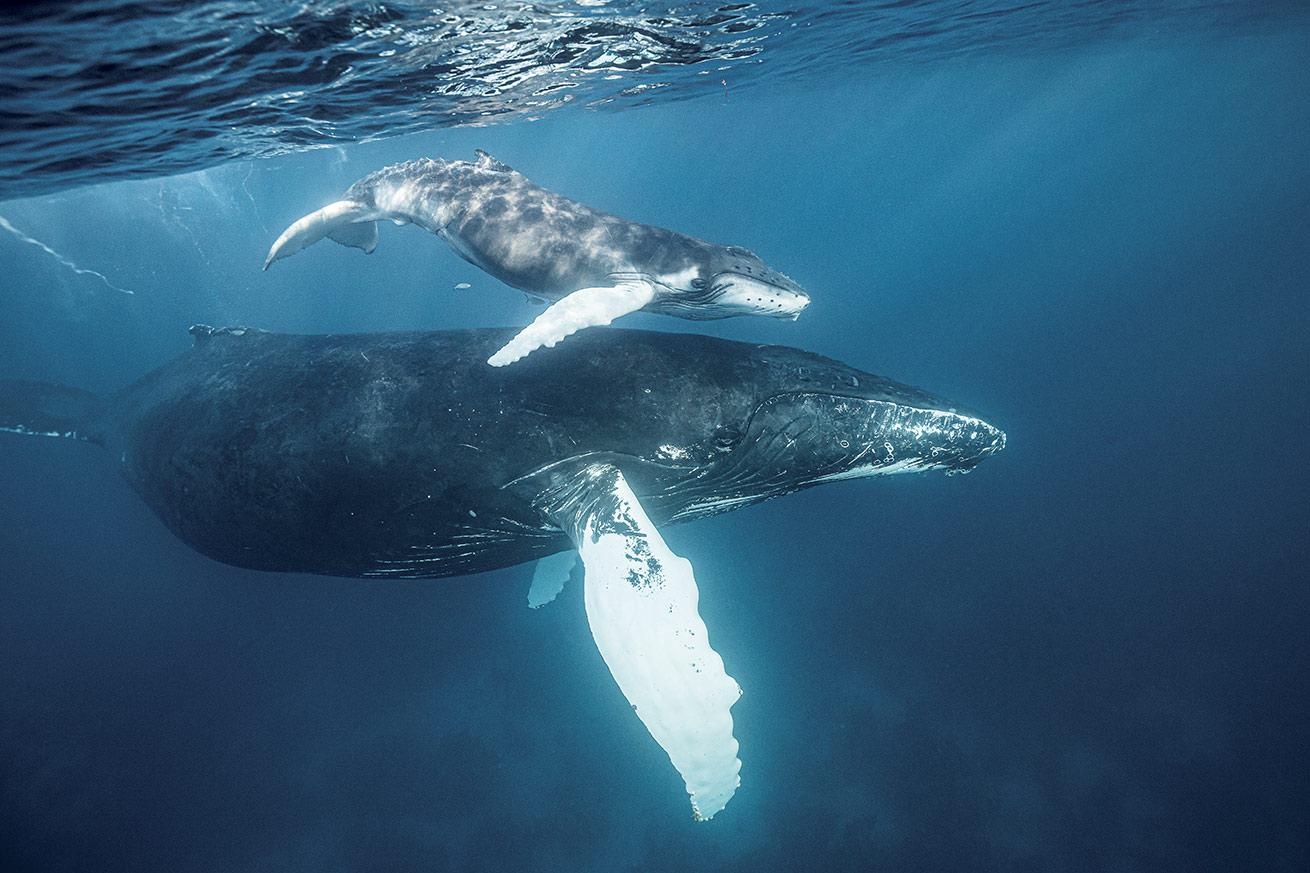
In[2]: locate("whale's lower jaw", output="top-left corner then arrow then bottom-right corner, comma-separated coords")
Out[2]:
665,458 -> 949,522
644,297 -> 742,321
656,398 -> 1005,522
645,289 -> 809,322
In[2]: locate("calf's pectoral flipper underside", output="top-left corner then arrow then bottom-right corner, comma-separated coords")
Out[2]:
487,281 -> 655,367
521,461 -> 742,820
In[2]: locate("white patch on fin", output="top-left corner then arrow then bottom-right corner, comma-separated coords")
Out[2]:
572,467 -> 742,820
263,200 -> 374,269
528,551 -> 576,609
487,281 -> 655,367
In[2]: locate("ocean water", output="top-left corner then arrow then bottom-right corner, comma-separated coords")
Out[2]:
1,3 -> 1309,871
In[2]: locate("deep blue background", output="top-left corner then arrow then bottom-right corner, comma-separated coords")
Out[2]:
2,28 -> 1308,873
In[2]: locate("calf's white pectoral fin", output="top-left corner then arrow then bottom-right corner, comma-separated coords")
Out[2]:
563,465 -> 742,820
487,281 -> 655,367
263,200 -> 376,269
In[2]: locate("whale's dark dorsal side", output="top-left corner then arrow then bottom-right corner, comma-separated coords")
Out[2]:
4,327 -> 1003,580
1,326 -> 1005,819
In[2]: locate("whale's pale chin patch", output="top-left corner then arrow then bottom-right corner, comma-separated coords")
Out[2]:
713,274 -> 810,318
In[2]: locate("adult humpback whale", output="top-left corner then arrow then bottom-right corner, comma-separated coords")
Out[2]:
0,326 -> 1004,820
263,151 -> 811,366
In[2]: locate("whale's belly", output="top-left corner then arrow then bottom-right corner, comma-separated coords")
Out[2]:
119,413 -> 562,577
107,338 -> 572,578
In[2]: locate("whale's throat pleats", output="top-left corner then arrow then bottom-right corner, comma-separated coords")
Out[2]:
520,461 -> 742,820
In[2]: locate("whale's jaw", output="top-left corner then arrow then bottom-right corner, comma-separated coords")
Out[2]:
663,393 -> 1005,521
712,273 -> 811,319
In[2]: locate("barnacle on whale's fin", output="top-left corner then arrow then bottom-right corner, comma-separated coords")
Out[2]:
526,461 -> 743,820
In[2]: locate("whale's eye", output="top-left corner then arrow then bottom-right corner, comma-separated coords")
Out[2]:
691,278 -> 707,290
712,425 -> 742,451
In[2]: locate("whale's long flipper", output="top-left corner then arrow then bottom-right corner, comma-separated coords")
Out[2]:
0,380 -> 104,442
263,200 -> 378,270
528,461 -> 742,820
487,281 -> 655,367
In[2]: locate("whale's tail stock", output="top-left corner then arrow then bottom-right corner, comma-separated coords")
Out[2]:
262,200 -> 379,270
0,380 -> 104,444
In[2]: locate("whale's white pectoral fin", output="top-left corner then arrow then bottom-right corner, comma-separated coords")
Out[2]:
263,200 -> 377,270
487,281 -> 655,367
532,463 -> 742,820
528,550 -> 577,609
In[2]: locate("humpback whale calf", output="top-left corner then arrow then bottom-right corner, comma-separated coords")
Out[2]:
0,326 -> 1004,820
264,151 -> 811,366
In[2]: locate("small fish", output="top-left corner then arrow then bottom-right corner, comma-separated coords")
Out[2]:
453,282 -> 471,290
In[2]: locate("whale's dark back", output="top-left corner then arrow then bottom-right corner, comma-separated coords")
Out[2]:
100,327 -> 769,578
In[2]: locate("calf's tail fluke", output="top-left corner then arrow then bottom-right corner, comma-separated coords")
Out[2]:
263,200 -> 379,270
0,380 -> 104,444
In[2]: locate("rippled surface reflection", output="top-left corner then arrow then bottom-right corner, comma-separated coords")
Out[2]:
0,0 -> 1303,198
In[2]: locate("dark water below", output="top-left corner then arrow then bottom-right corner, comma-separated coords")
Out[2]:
1,4 -> 1309,872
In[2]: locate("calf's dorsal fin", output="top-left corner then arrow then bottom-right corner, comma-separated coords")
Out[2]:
474,149 -> 512,172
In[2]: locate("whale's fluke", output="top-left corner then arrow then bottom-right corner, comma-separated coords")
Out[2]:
263,200 -> 377,270
0,380 -> 103,442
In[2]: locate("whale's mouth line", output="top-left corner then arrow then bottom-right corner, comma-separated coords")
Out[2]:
750,391 -> 999,431
608,268 -> 805,319
609,270 -> 727,305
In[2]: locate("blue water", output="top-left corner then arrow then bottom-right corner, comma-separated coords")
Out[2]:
2,4 -> 1309,871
